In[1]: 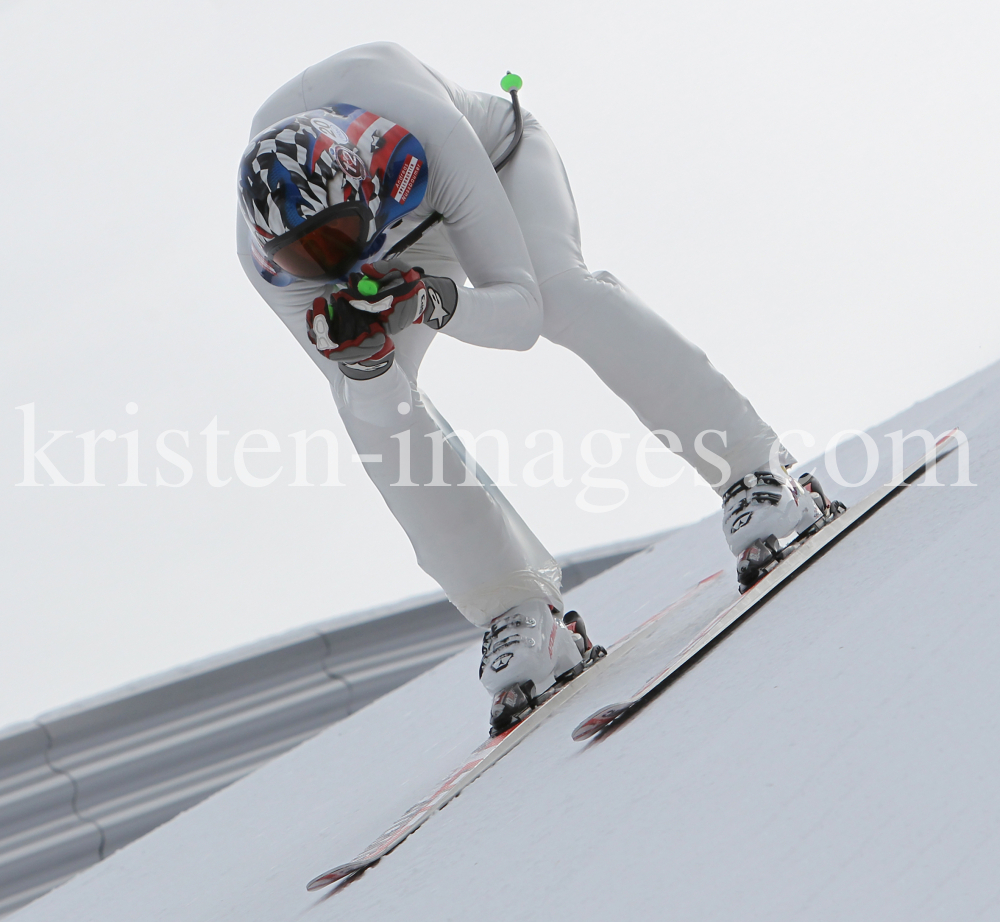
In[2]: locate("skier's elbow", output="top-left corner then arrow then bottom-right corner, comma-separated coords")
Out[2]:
507,284 -> 543,350
507,320 -> 541,351
444,281 -> 542,350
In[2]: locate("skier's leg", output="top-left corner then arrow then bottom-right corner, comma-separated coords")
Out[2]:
498,118 -> 784,490
328,249 -> 563,628
542,268 -> 782,488
239,241 -> 566,628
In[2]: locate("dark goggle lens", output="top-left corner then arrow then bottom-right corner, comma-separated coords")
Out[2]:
271,214 -> 364,280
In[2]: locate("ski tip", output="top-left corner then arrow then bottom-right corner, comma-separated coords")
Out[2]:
306,873 -> 338,892
935,428 -> 967,460
699,569 -> 726,586
571,704 -> 629,741
571,722 -> 602,742
306,863 -> 366,891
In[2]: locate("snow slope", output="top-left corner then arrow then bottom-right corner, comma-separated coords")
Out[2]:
9,361 -> 1000,921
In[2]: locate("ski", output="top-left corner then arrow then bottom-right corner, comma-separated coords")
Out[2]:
571,428 -> 962,742
306,571 -> 727,892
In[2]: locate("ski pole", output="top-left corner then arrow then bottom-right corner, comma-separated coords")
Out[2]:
374,70 -> 526,278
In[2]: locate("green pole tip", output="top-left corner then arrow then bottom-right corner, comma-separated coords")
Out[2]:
500,72 -> 522,93
357,276 -> 380,297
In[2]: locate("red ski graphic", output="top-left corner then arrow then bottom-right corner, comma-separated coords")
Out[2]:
306,573 -> 725,891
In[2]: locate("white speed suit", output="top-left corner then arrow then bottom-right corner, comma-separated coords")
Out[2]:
238,42 -> 785,627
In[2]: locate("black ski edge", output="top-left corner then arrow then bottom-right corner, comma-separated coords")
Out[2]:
582,435 -> 961,741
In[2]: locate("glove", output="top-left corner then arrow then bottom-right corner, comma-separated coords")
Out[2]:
346,260 -> 458,333
305,261 -> 458,381
306,295 -> 390,364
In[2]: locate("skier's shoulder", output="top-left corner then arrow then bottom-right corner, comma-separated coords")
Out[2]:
335,41 -> 418,68
303,43 -> 460,133
306,41 -> 418,81
249,70 -> 307,138
248,43 -> 446,135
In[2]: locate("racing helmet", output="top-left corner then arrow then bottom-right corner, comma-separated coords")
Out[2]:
238,106 -> 428,286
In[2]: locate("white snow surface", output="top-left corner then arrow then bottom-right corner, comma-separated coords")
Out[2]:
11,362 -> 1000,921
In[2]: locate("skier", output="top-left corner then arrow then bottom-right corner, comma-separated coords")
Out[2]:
237,42 -> 837,733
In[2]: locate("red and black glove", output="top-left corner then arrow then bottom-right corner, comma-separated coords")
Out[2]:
306,294 -> 390,363
345,261 -> 458,333
305,261 -> 458,379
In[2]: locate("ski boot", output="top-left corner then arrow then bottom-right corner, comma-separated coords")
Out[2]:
480,600 -> 606,736
723,468 -> 847,593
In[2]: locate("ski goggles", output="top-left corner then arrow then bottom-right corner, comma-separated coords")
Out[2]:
262,203 -> 370,281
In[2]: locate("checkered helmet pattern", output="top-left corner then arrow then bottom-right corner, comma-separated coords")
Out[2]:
238,105 -> 429,287
238,109 -> 379,251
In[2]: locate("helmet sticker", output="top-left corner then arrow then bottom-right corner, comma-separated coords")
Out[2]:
391,155 -> 423,205
335,146 -> 366,178
310,118 -> 349,144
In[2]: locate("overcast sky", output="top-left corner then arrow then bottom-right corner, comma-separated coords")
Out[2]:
1,0 -> 997,730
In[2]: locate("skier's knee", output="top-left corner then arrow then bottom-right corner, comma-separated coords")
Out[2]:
591,269 -> 627,290
540,267 -> 628,343
332,362 -> 414,428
